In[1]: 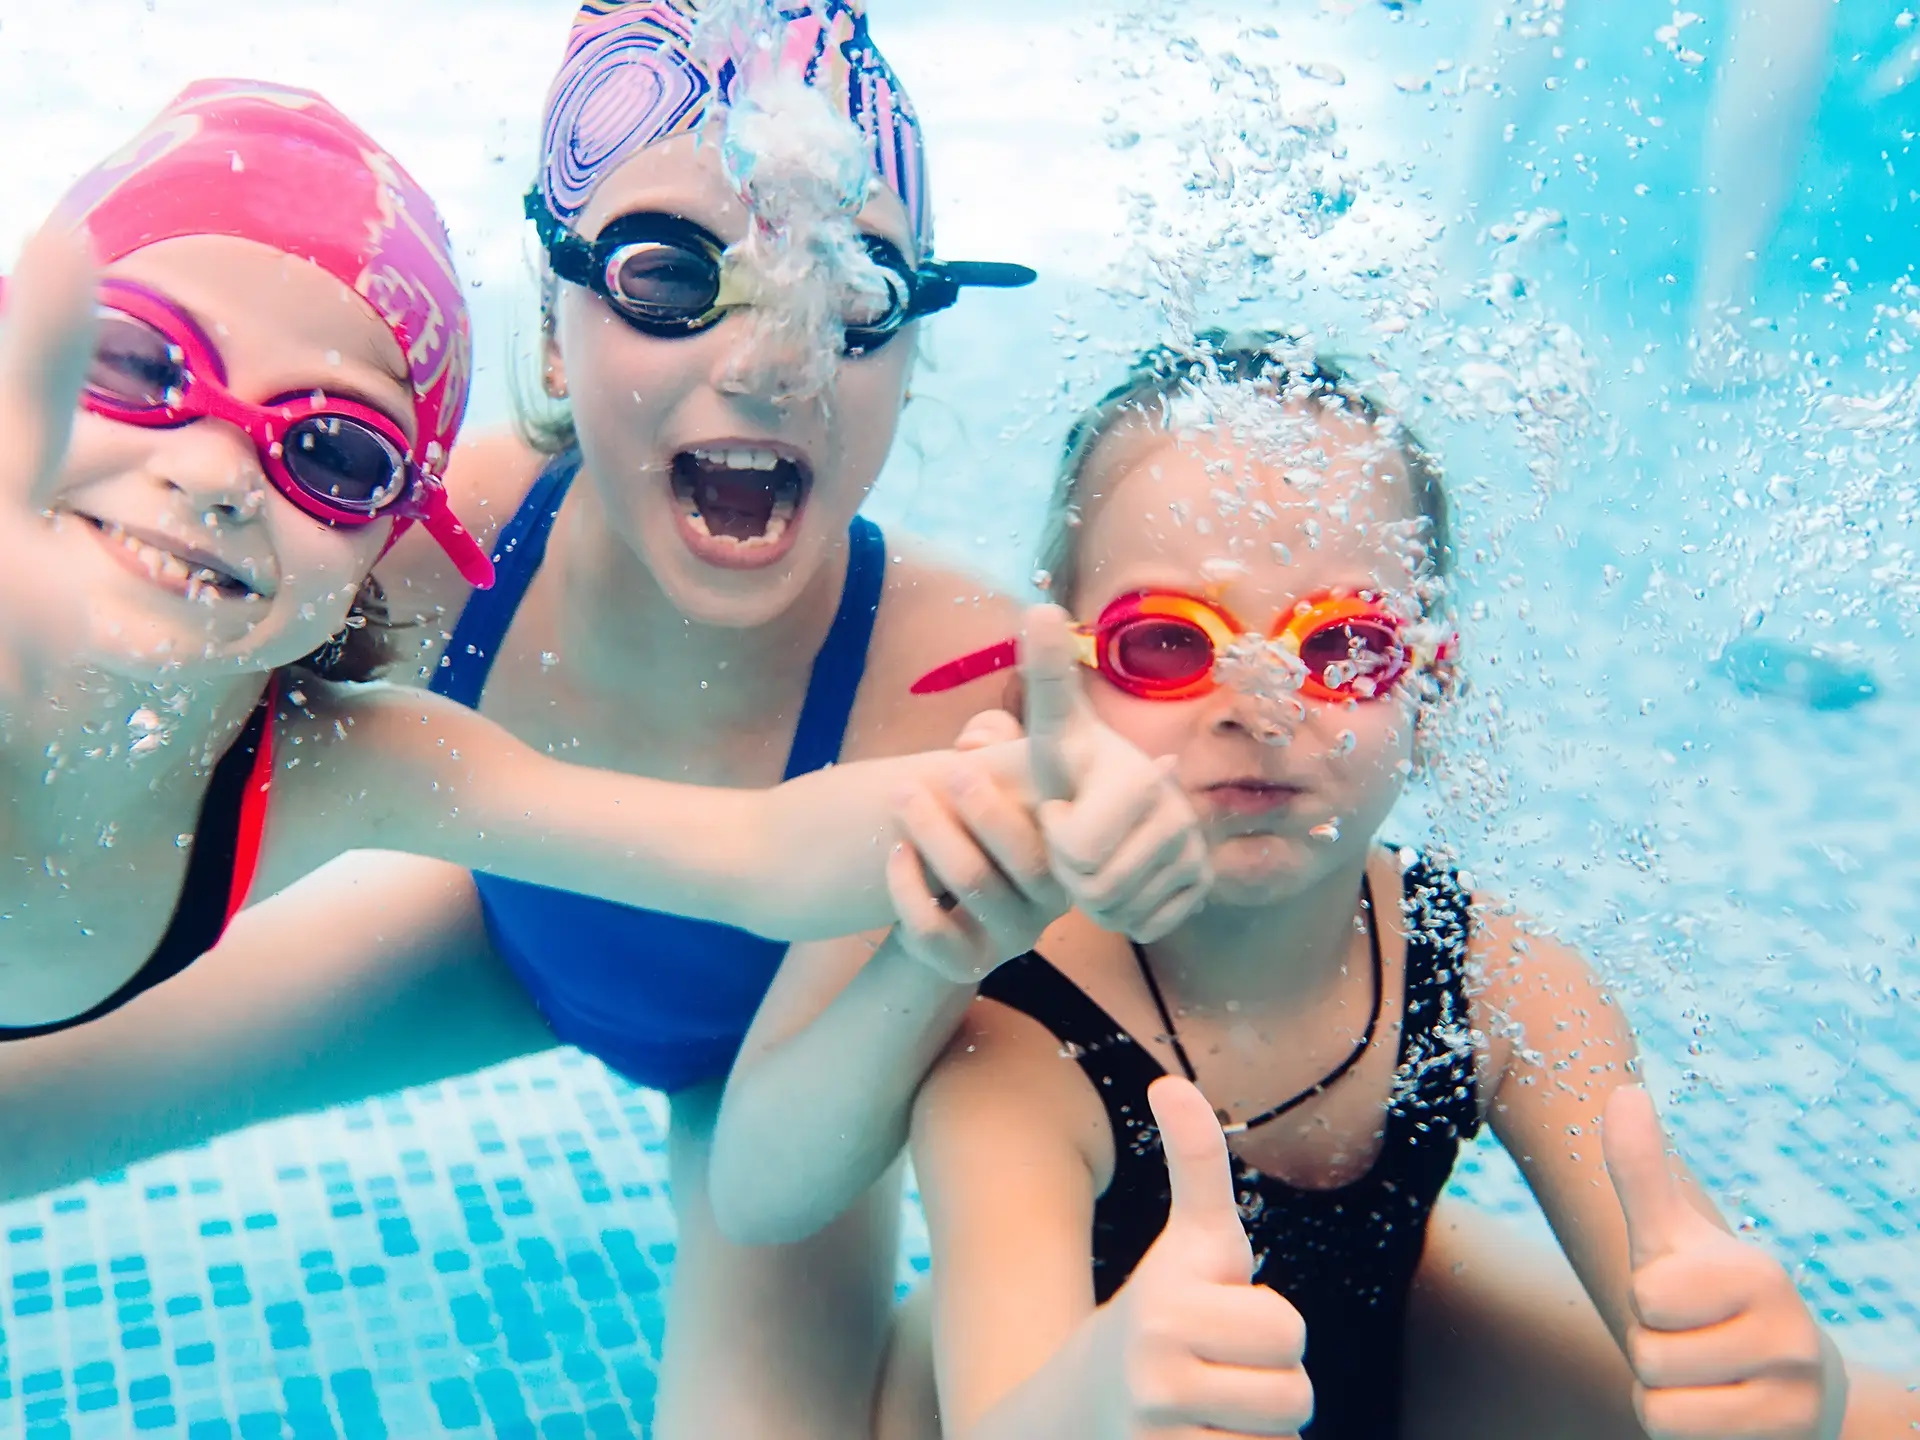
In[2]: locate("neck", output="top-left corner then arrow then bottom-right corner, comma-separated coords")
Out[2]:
1145,849 -> 1377,1012
547,470 -> 850,715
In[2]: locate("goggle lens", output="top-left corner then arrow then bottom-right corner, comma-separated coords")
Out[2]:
1297,618 -> 1407,695
604,241 -> 723,327
88,311 -> 187,411
1110,616 -> 1217,690
282,414 -> 410,513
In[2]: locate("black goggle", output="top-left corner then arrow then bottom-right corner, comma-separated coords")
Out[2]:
526,189 -> 1036,355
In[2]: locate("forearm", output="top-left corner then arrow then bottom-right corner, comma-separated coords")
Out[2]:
1840,1362 -> 1920,1438
348,688 -> 1029,941
956,1309 -> 1119,1440
711,931 -> 975,1243
0,854 -> 548,1203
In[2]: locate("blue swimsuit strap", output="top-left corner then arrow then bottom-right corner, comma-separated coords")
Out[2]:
432,452 -> 582,710
434,451 -> 886,779
785,513 -> 884,777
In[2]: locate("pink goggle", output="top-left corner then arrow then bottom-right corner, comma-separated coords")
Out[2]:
80,279 -> 492,586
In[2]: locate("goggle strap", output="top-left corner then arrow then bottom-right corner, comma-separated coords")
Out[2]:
909,638 -> 1019,696
417,490 -> 496,589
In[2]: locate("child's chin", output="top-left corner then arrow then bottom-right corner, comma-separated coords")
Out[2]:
1209,836 -> 1323,902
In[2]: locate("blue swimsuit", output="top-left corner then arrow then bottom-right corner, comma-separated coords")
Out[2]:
432,452 -> 886,1093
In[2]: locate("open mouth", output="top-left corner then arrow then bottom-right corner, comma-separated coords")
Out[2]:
669,445 -> 810,569
77,514 -> 261,603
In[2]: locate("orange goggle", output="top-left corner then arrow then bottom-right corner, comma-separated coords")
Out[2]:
910,590 -> 1454,703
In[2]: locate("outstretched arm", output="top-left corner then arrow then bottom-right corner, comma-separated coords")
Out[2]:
263,679 -> 1013,942
0,852 -> 552,1203
1478,913 -> 1911,1439
268,606 -> 1211,948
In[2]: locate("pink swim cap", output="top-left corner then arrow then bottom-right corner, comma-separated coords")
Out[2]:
58,79 -> 473,482
540,0 -> 930,254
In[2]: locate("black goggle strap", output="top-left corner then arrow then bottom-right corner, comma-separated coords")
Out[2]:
525,188 -> 602,291
902,260 -> 1039,322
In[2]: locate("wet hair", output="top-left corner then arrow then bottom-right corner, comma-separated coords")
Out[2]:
1037,329 -> 1452,611
513,261 -> 580,458
292,573 -> 398,684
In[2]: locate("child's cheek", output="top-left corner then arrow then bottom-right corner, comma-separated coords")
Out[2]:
1083,682 -> 1186,760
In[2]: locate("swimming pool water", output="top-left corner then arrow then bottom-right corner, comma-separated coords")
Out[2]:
3,0 -> 1918,1433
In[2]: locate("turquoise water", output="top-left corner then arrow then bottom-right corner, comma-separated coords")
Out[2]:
2,0 -> 1918,1434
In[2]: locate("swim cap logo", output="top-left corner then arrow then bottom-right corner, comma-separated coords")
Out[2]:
55,115 -> 203,232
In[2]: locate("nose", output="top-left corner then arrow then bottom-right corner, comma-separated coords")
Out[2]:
1210,684 -> 1308,748
711,309 -> 831,413
155,419 -> 266,524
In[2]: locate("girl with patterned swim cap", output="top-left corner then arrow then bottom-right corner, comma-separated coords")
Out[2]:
0,11 -> 1213,1438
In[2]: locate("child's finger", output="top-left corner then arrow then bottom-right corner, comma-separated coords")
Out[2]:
1102,847 -> 1211,940
1067,804 -> 1203,923
1138,1363 -> 1313,1437
953,708 -> 1024,752
0,221 -> 99,509
945,768 -> 1065,912
899,785 -> 1044,949
1148,1076 -> 1252,1283
1020,604 -> 1081,803
1178,1285 -> 1308,1370
1603,1084 -> 1690,1271
1037,767 -> 1170,878
885,842 -> 986,980
1634,1376 -> 1809,1440
1630,1246 -> 1768,1334
1132,877 -> 1212,944
1628,1311 -> 1796,1391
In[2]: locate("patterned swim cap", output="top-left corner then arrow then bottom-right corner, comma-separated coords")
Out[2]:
539,0 -> 930,254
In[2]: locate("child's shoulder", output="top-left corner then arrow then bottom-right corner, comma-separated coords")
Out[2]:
920,982 -> 1119,1181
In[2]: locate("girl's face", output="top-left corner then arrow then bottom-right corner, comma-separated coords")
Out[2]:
552,133 -> 916,628
51,234 -> 406,682
1074,411 -> 1433,906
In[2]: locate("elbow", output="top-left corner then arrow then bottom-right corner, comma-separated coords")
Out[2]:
706,1091 -> 833,1247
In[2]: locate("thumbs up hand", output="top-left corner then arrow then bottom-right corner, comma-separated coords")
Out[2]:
1019,606 -> 1212,944
1604,1086 -> 1848,1440
1093,1077 -> 1313,1438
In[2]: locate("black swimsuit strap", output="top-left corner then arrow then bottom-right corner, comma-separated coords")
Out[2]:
977,951 -> 1167,1098
0,695 -> 273,1040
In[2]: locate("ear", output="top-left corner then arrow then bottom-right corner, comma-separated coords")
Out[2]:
542,327 -> 569,401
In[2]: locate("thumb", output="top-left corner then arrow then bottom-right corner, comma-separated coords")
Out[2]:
0,220 -> 99,511
1603,1084 -> 1690,1270
1021,604 -> 1083,804
1149,1076 -> 1253,1283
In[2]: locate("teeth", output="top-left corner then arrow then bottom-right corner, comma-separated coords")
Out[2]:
683,512 -> 791,549
102,523 -> 240,598
691,446 -> 783,472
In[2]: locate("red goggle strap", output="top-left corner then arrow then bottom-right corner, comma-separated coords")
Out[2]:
388,483 -> 495,589
910,637 -> 1019,696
